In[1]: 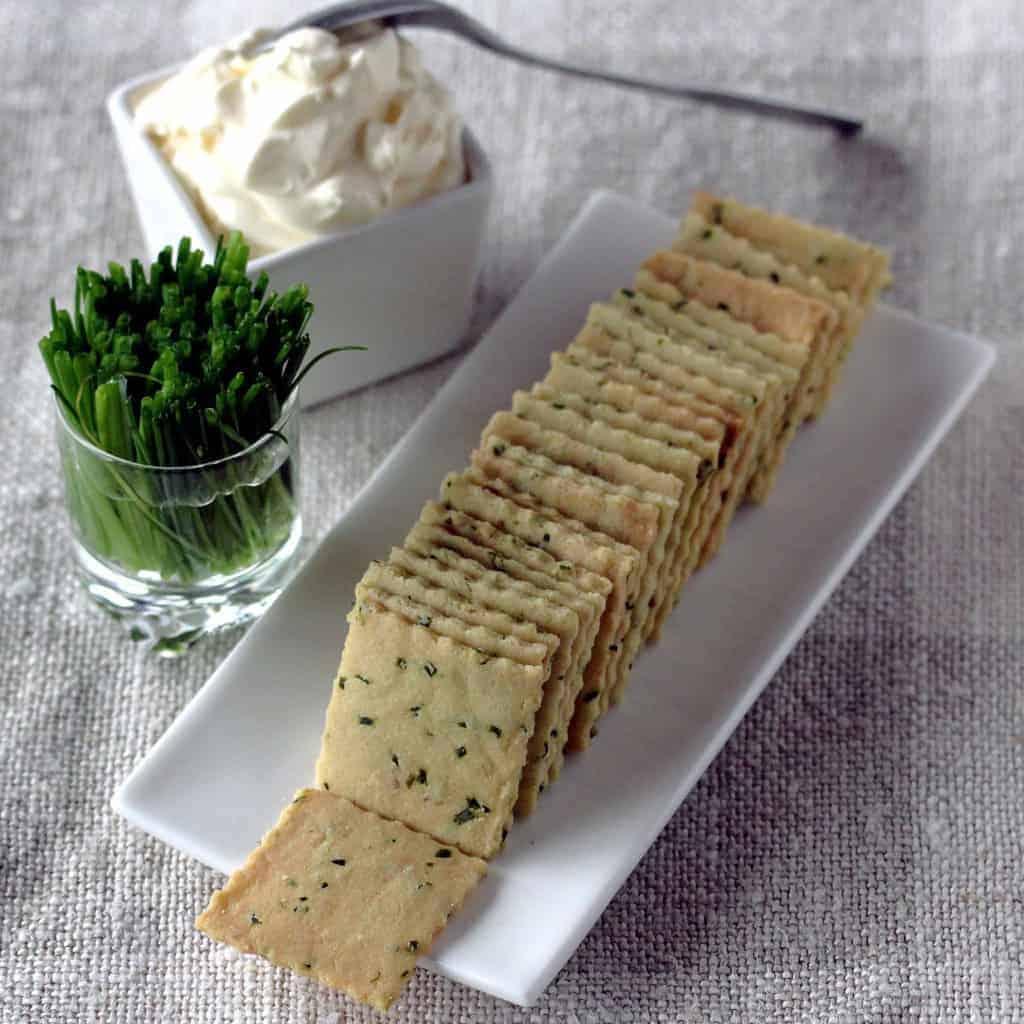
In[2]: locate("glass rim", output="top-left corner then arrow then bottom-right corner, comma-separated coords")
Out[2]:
54,388 -> 299,474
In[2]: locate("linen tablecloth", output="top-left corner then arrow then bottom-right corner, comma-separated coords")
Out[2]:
2,2 -> 1021,1020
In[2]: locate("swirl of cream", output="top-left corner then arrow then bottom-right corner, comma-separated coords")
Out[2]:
135,27 -> 465,255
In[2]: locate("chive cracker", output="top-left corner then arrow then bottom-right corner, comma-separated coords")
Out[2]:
196,789 -> 486,1012
412,502 -> 608,783
572,319 -> 767,564
554,346 -> 744,439
358,562 -> 557,668
688,192 -> 890,415
315,600 -> 546,859
440,472 -> 636,751
616,274 -> 806,502
548,348 -> 743,565
590,297 -> 787,507
671,217 -> 832,415
354,582 -> 554,670
522,386 -> 718,639
471,438 -> 672,712
482,410 -> 692,694
677,207 -> 869,416
689,192 -> 890,309
390,539 -> 580,816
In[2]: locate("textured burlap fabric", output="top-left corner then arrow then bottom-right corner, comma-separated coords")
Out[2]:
2,2 -> 1021,1021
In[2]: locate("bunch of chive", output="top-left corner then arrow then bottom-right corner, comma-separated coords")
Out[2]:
42,233 -> 356,585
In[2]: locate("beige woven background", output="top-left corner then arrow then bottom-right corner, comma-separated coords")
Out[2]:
2,2 -> 1022,1021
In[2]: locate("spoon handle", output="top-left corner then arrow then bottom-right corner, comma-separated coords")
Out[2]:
479,42 -> 862,133
284,0 -> 863,134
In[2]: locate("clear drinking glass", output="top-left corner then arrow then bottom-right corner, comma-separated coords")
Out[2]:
55,392 -> 302,655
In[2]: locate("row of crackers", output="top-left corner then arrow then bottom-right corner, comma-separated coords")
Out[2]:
197,195 -> 889,1010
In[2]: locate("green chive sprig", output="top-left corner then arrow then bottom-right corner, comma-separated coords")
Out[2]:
42,233 -> 362,584
41,232 -> 357,465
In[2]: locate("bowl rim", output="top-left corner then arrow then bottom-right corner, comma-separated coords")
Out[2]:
107,63 -> 493,272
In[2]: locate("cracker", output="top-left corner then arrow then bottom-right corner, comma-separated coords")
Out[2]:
636,252 -> 834,352
414,503 -> 612,621
545,349 -> 749,629
554,346 -> 746,460
669,217 -> 837,415
440,471 -> 637,750
627,257 -> 820,500
457,467 -> 640,747
672,213 -> 845,355
478,417 -> 682,703
196,789 -> 486,1012
506,393 -> 708,635
357,570 -> 555,671
611,284 -> 795,506
482,410 -> 689,628
523,385 -> 717,636
413,502 -> 609,782
617,274 -> 807,501
675,210 -> 856,417
689,191 -> 891,306
384,543 -> 580,817
621,280 -> 806,386
547,351 -> 730,445
688,192 -> 891,415
573,317 -> 769,562
472,439 -> 660,550
315,599 -> 546,859
471,437 -> 672,710
584,303 -> 773,446
568,332 -> 756,566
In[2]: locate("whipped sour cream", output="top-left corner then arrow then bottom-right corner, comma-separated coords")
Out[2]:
135,27 -> 465,255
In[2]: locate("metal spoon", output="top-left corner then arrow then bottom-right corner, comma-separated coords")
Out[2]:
279,0 -> 862,134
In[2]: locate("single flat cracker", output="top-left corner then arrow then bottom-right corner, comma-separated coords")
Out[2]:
196,789 -> 486,1012
315,599 -> 546,859
385,542 -> 580,817
440,471 -> 637,750
413,502 -> 609,782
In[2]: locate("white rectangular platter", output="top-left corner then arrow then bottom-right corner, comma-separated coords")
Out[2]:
112,191 -> 995,1007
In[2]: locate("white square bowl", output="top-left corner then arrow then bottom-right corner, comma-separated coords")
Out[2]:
107,70 -> 493,406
